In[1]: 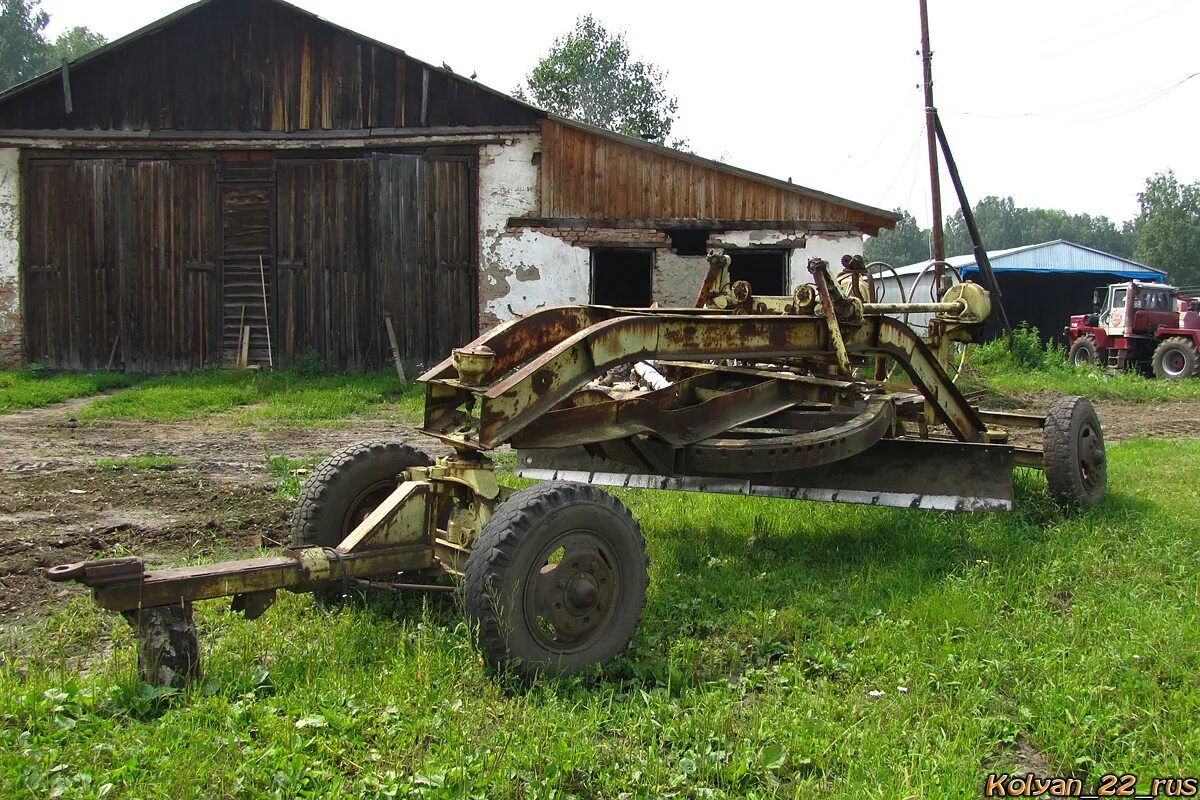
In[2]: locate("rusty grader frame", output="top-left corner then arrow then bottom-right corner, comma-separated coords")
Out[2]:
47,255 -> 1107,685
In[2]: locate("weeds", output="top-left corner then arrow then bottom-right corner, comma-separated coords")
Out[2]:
962,325 -> 1200,402
96,455 -> 185,471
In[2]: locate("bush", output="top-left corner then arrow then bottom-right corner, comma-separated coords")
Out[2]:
971,324 -> 1067,371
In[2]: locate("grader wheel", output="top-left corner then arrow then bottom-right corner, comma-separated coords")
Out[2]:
464,482 -> 648,678
291,441 -> 434,599
1043,396 -> 1106,508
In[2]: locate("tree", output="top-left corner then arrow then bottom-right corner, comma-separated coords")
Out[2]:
863,209 -> 930,267
517,15 -> 684,147
0,0 -> 106,92
48,25 -> 107,64
1133,171 -> 1200,286
942,196 -> 1136,259
0,0 -> 50,90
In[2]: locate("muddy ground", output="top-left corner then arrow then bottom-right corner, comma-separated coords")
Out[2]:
1,392 -> 1198,623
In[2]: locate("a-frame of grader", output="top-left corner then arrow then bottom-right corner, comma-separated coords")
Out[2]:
47,254 -> 1106,685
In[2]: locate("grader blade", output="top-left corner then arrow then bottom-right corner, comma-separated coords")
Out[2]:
518,437 -> 1016,512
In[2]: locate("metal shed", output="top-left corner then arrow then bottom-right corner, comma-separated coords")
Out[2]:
875,240 -> 1165,340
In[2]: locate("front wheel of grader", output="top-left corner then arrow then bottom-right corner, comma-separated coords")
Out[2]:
464,481 -> 649,679
1043,396 -> 1107,508
291,440 -> 435,601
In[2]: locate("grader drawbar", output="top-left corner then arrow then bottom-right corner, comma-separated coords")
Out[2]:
47,256 -> 1107,686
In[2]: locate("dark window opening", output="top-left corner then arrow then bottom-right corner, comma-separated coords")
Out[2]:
666,229 -> 710,256
728,249 -> 787,296
592,248 -> 653,306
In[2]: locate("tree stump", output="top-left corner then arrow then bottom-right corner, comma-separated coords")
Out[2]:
122,602 -> 201,688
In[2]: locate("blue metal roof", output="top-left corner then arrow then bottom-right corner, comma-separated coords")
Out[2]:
894,240 -> 1166,281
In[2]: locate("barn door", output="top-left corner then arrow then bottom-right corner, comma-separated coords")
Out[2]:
23,159 -> 122,369
22,156 -> 218,371
123,158 -> 219,372
275,157 -> 372,369
369,153 -> 474,364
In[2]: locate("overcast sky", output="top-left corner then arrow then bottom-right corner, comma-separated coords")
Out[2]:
38,0 -> 1200,228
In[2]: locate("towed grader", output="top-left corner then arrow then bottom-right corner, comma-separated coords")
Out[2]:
47,254 -> 1107,685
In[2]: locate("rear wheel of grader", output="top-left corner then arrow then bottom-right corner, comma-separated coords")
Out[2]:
465,481 -> 648,679
1043,396 -> 1106,508
291,441 -> 434,600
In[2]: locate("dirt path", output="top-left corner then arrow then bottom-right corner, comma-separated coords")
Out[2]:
1,390 -> 1197,624
0,397 -> 450,624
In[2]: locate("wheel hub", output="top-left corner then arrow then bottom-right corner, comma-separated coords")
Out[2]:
1078,422 -> 1106,491
527,537 -> 617,649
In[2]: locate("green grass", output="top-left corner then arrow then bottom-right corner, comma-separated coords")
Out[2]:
76,370 -> 425,426
961,326 -> 1200,402
0,368 -> 143,413
266,454 -> 325,501
2,439 -> 1198,797
96,455 -> 185,471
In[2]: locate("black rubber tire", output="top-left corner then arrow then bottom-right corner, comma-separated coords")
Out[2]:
464,481 -> 648,679
1069,335 -> 1100,367
291,440 -> 433,548
1151,337 -> 1200,380
1043,396 -> 1106,509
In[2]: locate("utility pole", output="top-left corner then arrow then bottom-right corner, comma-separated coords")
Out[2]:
919,0 -> 945,296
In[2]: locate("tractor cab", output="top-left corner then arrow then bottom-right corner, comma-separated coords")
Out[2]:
1095,283 -> 1130,336
1094,281 -> 1175,337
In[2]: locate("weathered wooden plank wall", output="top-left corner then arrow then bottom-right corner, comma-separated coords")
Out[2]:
0,0 -> 537,133
539,120 -> 893,230
23,156 -> 219,371
21,148 -> 476,371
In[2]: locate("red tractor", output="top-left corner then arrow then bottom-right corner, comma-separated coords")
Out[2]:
1066,281 -> 1200,379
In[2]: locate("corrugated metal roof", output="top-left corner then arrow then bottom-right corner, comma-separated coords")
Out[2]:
891,240 -> 1166,280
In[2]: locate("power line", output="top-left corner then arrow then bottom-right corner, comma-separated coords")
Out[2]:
943,72 -> 1199,123
876,126 -> 924,207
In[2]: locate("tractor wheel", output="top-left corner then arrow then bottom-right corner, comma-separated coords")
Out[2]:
291,441 -> 433,599
464,481 -> 648,679
1043,396 -> 1106,509
1069,335 -> 1100,367
1151,337 -> 1200,380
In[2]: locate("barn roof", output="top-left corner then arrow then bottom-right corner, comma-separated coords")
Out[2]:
895,240 -> 1165,281
0,0 -> 897,231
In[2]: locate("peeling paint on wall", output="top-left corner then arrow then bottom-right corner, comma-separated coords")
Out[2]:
477,134 -> 589,328
712,229 -> 806,249
0,148 -> 21,367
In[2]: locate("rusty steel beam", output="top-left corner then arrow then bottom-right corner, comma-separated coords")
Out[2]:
424,310 -> 986,449
81,545 -> 434,612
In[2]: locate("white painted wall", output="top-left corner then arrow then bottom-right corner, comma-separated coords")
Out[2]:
477,133 -> 589,328
0,148 -> 20,366
786,233 -> 863,294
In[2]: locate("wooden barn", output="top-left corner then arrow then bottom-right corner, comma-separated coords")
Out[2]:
0,0 -> 897,372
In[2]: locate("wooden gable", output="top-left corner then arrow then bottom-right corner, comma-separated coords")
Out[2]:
0,0 -> 538,132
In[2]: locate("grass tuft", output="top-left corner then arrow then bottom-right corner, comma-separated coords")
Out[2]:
76,370 -> 425,426
96,455 -> 185,471
0,367 -> 143,413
